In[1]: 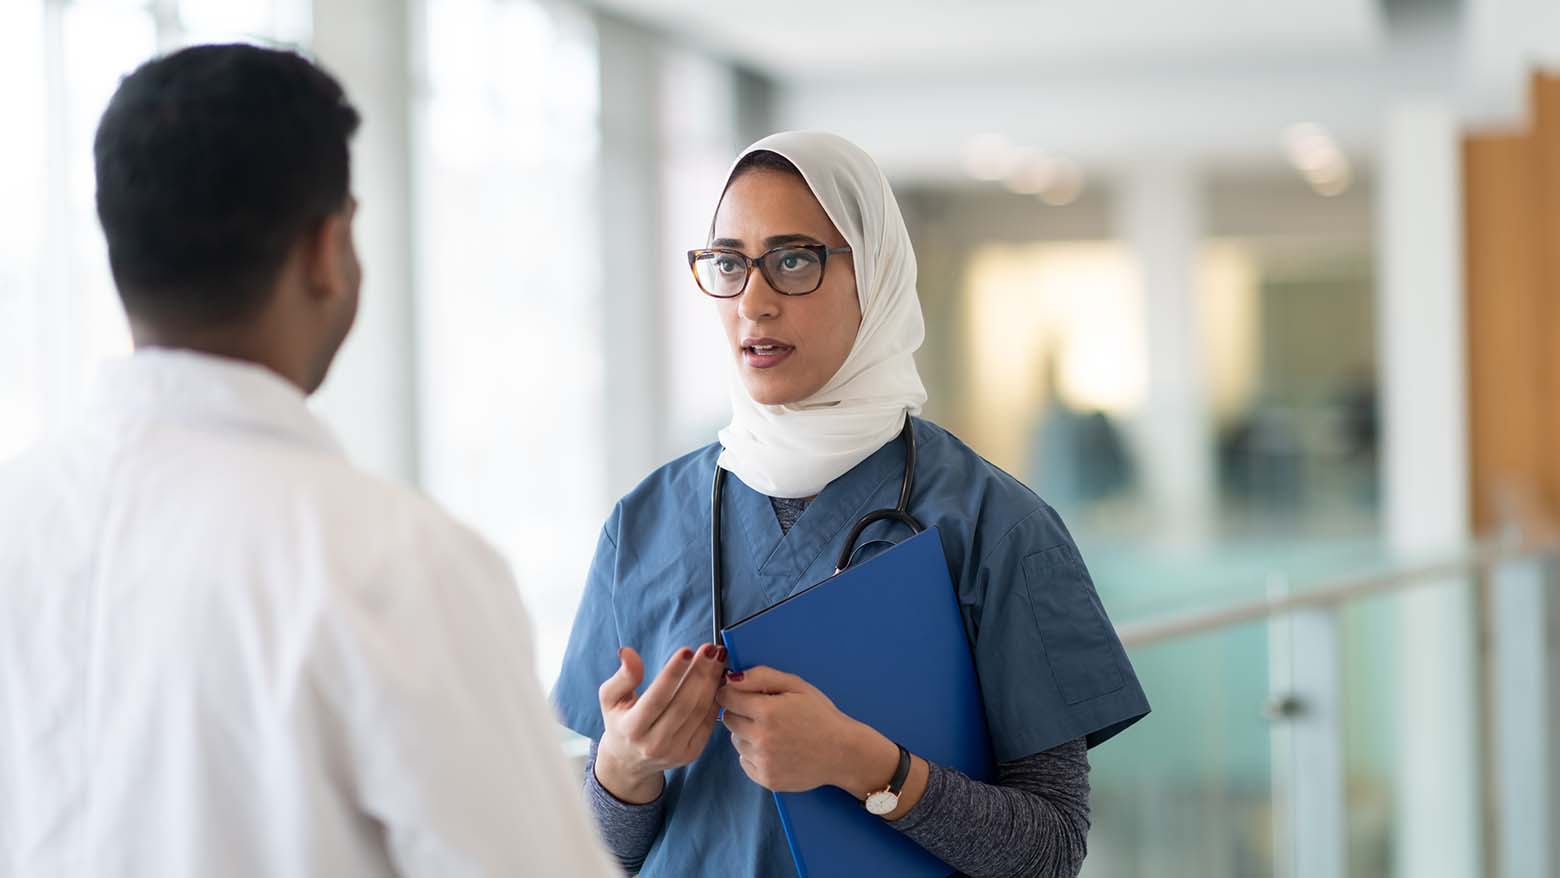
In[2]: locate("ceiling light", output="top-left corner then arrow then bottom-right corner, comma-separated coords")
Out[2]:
1038,159 -> 1085,206
963,133 -> 1018,182
1003,152 -> 1059,195
1283,123 -> 1341,172
1308,163 -> 1353,196
1283,122 -> 1351,197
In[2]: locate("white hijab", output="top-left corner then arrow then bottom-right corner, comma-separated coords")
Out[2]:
714,131 -> 928,499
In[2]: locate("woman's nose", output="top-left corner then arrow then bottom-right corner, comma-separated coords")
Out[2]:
737,272 -> 783,322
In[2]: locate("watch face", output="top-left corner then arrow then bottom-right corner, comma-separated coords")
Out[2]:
865,791 -> 899,816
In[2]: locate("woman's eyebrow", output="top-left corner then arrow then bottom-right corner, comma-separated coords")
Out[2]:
709,233 -> 823,250
763,233 -> 822,247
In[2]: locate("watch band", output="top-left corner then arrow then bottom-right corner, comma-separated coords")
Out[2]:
887,743 -> 911,796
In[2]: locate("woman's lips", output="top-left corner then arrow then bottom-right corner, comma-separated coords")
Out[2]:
742,341 -> 795,369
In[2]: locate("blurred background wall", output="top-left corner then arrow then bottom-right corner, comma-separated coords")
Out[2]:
2,1 -> 1559,876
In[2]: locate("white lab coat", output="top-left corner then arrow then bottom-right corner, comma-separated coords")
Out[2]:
0,349 -> 617,878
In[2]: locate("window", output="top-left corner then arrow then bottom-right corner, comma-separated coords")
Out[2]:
414,0 -> 604,686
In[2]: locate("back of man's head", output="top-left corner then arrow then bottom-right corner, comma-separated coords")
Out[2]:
94,44 -> 360,332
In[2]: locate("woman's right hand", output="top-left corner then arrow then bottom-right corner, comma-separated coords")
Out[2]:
594,643 -> 727,804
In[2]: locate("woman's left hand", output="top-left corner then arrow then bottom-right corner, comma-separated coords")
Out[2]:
716,666 -> 898,796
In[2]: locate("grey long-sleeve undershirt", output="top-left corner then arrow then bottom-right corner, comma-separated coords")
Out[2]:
583,738 -> 1090,877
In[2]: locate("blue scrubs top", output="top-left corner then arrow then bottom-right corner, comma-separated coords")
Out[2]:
551,418 -> 1149,877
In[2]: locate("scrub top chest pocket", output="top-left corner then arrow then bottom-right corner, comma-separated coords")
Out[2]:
1022,544 -> 1126,706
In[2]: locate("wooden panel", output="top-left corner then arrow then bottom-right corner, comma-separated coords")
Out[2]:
1534,72 -> 1560,522
1463,130 -> 1545,532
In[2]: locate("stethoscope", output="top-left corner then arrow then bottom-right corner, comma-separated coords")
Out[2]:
710,418 -> 924,645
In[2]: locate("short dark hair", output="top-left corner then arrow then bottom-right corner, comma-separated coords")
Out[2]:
94,43 -> 360,327
730,149 -> 804,183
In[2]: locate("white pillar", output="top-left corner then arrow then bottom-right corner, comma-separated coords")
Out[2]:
596,14 -> 667,499
1115,163 -> 1215,546
308,0 -> 420,483
1377,104 -> 1479,878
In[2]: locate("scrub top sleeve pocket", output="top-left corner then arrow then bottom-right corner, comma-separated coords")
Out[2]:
1022,545 -> 1125,706
973,521 -> 1151,763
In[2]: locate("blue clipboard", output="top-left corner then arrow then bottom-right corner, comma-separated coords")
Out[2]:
720,527 -> 995,878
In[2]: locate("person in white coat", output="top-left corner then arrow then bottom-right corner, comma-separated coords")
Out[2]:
0,44 -> 617,878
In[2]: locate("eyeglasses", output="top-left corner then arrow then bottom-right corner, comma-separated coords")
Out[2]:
687,244 -> 852,298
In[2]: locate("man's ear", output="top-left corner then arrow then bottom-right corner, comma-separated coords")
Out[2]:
304,200 -> 357,301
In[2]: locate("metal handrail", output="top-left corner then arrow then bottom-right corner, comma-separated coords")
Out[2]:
1115,536 -> 1559,649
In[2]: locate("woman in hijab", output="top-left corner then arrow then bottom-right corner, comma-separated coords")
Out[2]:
552,131 -> 1149,877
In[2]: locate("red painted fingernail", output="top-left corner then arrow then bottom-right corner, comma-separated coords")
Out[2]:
715,646 -> 728,662
701,644 -> 718,660
725,671 -> 744,682
678,648 -> 694,661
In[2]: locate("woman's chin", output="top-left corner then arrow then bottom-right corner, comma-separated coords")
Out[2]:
741,376 -> 811,407
746,388 -> 804,407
